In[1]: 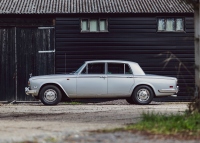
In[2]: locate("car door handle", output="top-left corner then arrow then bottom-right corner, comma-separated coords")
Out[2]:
126,76 -> 133,78
100,76 -> 106,78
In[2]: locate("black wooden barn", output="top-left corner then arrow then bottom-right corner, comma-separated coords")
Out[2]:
0,0 -> 195,102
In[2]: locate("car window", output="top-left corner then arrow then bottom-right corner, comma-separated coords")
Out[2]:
75,63 -> 85,74
107,63 -> 133,74
107,63 -> 124,74
81,63 -> 105,74
125,64 -> 133,74
81,66 -> 87,74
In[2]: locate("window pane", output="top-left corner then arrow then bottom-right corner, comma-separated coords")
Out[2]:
81,66 -> 87,74
100,19 -> 107,31
90,19 -> 98,32
88,63 -> 105,74
108,63 -> 124,74
176,18 -> 184,31
82,20 -> 88,31
125,64 -> 132,74
166,18 -> 175,31
158,19 -> 165,31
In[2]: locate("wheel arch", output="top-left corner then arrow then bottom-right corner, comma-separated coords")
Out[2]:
132,84 -> 156,98
39,83 -> 69,98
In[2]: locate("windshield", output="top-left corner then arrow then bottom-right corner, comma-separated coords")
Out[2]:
74,63 -> 85,74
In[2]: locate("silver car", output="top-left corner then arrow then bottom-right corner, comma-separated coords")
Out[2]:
25,60 -> 178,105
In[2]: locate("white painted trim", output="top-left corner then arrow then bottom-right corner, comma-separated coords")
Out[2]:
38,50 -> 55,53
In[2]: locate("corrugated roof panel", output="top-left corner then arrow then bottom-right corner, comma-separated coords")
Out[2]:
0,0 -> 194,14
140,0 -> 148,13
35,0 -> 41,13
116,0 -> 123,13
49,0 -> 53,13
107,0 -> 113,13
104,0 -> 110,13
153,0 -> 164,13
170,0 -> 179,12
161,0 -> 169,12
27,0 -> 32,13
5,0 -> 12,13
125,0 -> 132,13
73,0 -> 76,13
110,0 -> 117,13
149,1 -> 158,13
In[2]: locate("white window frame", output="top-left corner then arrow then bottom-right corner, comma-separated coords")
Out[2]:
81,18 -> 108,33
157,17 -> 185,32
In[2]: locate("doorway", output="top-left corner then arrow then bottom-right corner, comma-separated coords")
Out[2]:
0,27 -> 55,101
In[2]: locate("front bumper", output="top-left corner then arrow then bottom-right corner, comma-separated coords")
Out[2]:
158,86 -> 179,93
25,87 -> 36,95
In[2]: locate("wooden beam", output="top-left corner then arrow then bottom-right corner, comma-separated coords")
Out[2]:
194,1 -> 200,98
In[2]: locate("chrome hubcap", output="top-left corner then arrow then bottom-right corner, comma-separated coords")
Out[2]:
137,89 -> 150,102
44,89 -> 57,102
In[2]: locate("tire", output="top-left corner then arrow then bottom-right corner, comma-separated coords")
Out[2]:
132,85 -> 154,105
39,85 -> 62,105
126,98 -> 135,104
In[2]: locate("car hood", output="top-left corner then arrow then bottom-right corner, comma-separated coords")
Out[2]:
29,74 -> 77,80
135,74 -> 177,80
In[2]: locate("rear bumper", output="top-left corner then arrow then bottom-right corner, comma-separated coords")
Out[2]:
158,86 -> 179,93
25,87 -> 36,95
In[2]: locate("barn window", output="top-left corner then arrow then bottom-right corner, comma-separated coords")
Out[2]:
90,19 -> 98,32
81,19 -> 89,31
100,19 -> 107,31
81,18 -> 108,32
158,18 -> 184,32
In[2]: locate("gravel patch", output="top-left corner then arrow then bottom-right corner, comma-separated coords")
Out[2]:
0,100 -> 194,143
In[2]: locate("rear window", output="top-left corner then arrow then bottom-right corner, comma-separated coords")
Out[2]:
107,63 -> 132,74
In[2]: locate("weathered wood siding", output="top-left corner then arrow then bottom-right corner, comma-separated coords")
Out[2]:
56,16 -> 194,97
0,27 -> 55,101
0,28 -> 15,101
16,28 -> 55,101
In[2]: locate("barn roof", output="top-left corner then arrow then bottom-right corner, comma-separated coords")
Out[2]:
0,0 -> 194,14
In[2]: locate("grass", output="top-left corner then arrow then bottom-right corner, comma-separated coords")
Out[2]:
94,111 -> 200,139
125,112 -> 200,138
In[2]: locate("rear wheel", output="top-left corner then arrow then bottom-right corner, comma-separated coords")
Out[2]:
132,85 -> 154,105
39,85 -> 62,105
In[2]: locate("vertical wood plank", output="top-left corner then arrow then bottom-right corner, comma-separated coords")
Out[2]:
16,28 -> 55,101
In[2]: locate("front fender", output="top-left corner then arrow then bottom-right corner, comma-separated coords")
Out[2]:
30,80 -> 70,97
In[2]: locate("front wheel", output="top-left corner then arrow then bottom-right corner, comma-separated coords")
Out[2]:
132,85 -> 154,105
39,85 -> 62,105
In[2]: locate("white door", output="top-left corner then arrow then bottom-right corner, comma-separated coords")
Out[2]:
77,63 -> 107,98
107,63 -> 134,97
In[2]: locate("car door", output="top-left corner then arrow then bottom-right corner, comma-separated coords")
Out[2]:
107,63 -> 134,97
76,62 -> 107,98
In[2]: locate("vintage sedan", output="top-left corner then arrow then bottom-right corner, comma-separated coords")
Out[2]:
25,60 -> 178,105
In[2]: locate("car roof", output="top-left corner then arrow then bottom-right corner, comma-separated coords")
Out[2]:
85,60 -> 138,65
